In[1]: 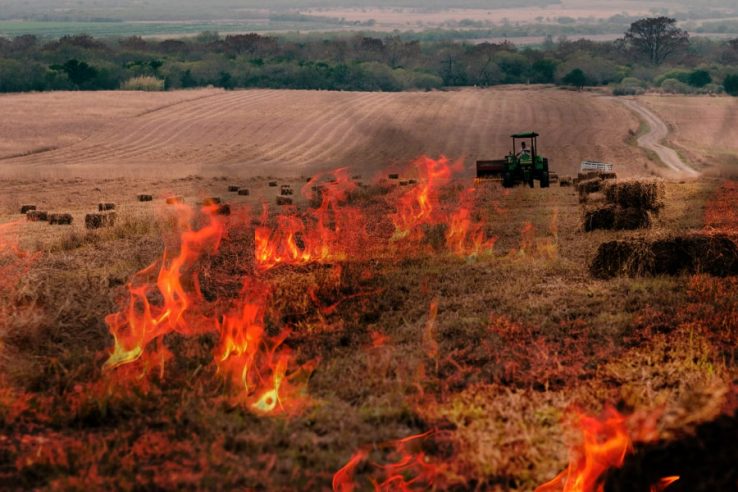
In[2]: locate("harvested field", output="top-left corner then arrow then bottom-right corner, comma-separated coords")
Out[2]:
0,88 -> 650,180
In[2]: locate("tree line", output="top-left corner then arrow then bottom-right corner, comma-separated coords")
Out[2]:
1,17 -> 738,95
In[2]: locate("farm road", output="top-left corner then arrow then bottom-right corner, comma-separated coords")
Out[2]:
620,98 -> 700,178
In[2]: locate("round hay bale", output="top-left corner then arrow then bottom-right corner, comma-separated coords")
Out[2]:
26,210 -> 48,222
20,205 -> 37,214
49,213 -> 73,225
137,194 -> 153,202
583,205 -> 616,232
276,196 -> 293,206
604,179 -> 665,211
238,189 -> 250,196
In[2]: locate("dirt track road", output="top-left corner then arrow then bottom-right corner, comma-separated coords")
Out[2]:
620,98 -> 700,178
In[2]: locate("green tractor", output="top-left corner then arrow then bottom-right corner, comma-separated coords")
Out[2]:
476,132 -> 551,188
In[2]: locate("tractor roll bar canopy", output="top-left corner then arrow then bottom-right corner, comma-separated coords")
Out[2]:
510,132 -> 538,158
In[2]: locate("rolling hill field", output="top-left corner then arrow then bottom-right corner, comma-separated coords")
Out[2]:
0,87 -> 652,180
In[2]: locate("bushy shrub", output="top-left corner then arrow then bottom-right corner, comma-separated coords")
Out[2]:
687,69 -> 712,88
121,76 -> 165,91
612,86 -> 645,96
725,74 -> 738,96
660,78 -> 692,94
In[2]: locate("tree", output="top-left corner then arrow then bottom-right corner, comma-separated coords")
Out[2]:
687,69 -> 712,88
625,17 -> 689,65
531,59 -> 557,83
725,74 -> 738,96
51,59 -> 98,87
562,68 -> 587,89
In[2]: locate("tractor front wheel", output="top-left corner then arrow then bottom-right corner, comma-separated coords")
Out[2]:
503,172 -> 513,188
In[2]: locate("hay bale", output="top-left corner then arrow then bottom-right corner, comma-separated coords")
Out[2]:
26,210 -> 48,222
591,234 -> 738,279
408,179 -> 418,185
202,197 -> 222,206
98,203 -> 116,211
388,173 -> 399,180
583,205 -> 616,231
577,178 -> 603,195
280,186 -> 294,196
601,172 -> 618,180
591,240 -> 651,279
578,171 -> 601,181
20,205 -> 37,214
166,196 -> 184,205
137,194 -> 153,202
49,213 -> 73,225
583,205 -> 651,232
549,172 -> 559,183
613,207 -> 651,230
268,181 -> 278,187
214,204 -> 231,216
228,185 -> 240,192
560,176 -> 573,187
85,212 -> 117,229
238,189 -> 250,196
276,196 -> 293,206
603,179 -> 665,211
399,180 -> 410,186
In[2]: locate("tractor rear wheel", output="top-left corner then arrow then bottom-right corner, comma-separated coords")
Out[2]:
540,172 -> 550,188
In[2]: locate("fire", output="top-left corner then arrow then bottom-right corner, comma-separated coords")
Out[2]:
254,168 -> 367,270
103,206 -> 225,372
445,188 -> 496,257
651,476 -> 680,492
537,408 -> 680,492
390,155 -> 455,241
536,408 -> 630,492
332,430 -> 447,491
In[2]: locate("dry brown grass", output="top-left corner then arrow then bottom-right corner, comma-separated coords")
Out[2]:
0,176 -> 736,490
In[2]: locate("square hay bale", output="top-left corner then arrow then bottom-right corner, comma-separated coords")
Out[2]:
388,173 -> 400,180
549,172 -> 559,183
85,212 -> 117,229
276,196 -> 293,206
202,197 -> 222,206
581,191 -> 607,204
280,186 -> 294,196
590,234 -> 738,279
268,181 -> 278,187
577,177 -> 603,195
399,180 -> 410,186
228,185 -> 240,192
583,205 -> 616,232
166,196 -> 184,205
214,204 -> 231,216
578,171 -> 601,181
238,189 -> 250,196
583,205 -> 651,232
601,172 -> 618,180
98,203 -> 116,211
49,213 -> 73,225
26,210 -> 48,222
603,179 -> 665,211
20,205 -> 37,214
137,194 -> 153,202
560,176 -> 573,187
408,179 -> 418,185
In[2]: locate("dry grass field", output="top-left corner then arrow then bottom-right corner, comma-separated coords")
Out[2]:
1,87 -> 737,491
0,87 -> 652,182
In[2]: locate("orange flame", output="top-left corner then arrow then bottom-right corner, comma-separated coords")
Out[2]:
103,206 -> 225,372
536,408 -> 630,492
651,476 -> 680,492
255,169 -> 367,270
445,188 -> 496,257
332,430 -> 447,491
